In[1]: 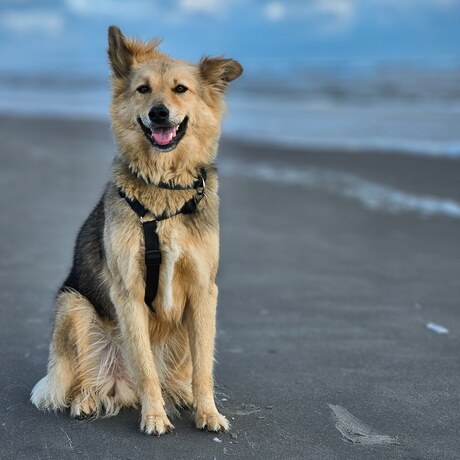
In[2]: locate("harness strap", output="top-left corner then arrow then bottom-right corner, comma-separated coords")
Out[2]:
129,165 -> 206,190
155,175 -> 205,190
117,168 -> 207,312
142,220 -> 161,308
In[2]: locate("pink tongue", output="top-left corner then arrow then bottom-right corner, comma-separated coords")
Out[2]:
152,126 -> 176,145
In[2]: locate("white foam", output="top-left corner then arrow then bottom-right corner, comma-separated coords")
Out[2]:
220,160 -> 460,219
224,95 -> 460,158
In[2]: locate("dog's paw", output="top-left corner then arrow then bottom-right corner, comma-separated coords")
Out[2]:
140,412 -> 174,436
70,392 -> 97,419
195,409 -> 230,432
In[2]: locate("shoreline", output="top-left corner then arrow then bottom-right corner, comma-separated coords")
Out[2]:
1,111 -> 460,159
2,114 -> 459,206
0,111 -> 460,161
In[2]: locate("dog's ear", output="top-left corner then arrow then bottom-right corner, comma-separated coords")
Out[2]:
108,26 -> 133,79
199,57 -> 243,92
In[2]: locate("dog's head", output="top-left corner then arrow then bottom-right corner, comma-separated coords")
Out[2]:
108,26 -> 242,177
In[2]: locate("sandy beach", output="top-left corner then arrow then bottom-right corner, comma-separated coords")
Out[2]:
1,115 -> 459,459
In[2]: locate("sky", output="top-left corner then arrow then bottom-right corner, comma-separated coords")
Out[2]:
0,0 -> 460,77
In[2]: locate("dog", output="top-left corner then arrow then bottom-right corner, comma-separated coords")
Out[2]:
30,25 -> 242,435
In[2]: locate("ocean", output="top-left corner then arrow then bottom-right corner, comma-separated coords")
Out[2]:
1,61 -> 460,157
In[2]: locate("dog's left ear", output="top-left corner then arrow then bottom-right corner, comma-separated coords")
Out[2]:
199,57 -> 243,92
108,25 -> 133,79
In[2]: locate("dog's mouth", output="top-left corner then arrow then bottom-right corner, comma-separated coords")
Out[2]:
137,117 -> 188,152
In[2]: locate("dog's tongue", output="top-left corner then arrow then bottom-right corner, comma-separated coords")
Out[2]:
152,126 -> 176,145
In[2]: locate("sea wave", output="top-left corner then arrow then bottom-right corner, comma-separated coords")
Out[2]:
1,65 -> 460,158
220,159 -> 460,219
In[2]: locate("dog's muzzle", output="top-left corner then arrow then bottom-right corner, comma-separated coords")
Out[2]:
137,113 -> 188,152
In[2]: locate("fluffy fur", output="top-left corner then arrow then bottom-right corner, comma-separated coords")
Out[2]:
31,25 -> 242,435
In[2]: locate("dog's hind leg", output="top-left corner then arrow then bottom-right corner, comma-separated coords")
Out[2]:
31,289 -> 134,418
63,291 -> 135,419
66,291 -> 104,419
31,291 -> 77,412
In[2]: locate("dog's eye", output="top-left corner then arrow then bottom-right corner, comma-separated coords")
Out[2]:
137,85 -> 151,94
173,84 -> 188,94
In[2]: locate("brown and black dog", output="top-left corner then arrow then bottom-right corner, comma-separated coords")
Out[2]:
31,25 -> 242,435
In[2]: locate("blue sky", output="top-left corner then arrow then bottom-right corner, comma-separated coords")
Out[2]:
1,0 -> 460,76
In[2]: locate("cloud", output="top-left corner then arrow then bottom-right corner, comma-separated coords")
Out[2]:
65,0 -> 237,20
177,0 -> 244,19
65,0 -> 152,17
0,10 -> 64,36
313,0 -> 355,18
262,0 -> 460,34
373,0 -> 460,7
310,0 -> 356,33
262,1 -> 356,34
265,2 -> 286,21
179,0 -> 223,15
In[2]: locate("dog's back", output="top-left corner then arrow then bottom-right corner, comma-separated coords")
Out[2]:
60,193 -> 114,318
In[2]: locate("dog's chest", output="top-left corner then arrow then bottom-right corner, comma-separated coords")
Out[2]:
158,235 -> 182,313
154,224 -> 199,315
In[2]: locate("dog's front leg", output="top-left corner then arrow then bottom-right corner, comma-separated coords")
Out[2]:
186,283 -> 229,432
111,287 -> 173,435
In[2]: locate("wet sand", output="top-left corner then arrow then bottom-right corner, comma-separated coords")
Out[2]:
1,115 -> 459,459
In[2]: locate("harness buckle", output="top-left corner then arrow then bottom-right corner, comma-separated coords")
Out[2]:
145,249 -> 162,265
196,176 -> 206,196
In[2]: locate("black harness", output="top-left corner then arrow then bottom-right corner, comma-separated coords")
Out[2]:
118,168 -> 206,312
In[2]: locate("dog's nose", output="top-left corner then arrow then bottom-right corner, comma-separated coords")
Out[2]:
148,104 -> 170,124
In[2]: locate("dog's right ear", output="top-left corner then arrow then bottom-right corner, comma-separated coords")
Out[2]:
108,26 -> 133,79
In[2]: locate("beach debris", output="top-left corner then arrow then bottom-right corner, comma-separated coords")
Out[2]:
426,322 -> 448,334
328,404 -> 399,446
226,347 -> 243,353
213,437 -> 222,443
226,403 -> 262,416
